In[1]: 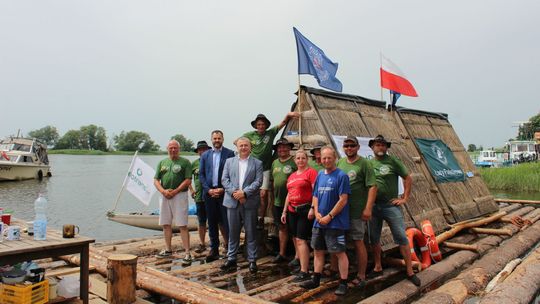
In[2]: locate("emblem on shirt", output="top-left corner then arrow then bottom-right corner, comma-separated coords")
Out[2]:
379,165 -> 390,175
172,164 -> 182,173
347,170 -> 357,181
263,136 -> 270,144
283,165 -> 293,174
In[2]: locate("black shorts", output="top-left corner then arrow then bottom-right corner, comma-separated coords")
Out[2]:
273,205 -> 287,228
195,201 -> 207,225
287,205 -> 313,241
311,228 -> 347,253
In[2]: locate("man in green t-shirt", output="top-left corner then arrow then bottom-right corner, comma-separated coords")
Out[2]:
336,136 -> 377,287
367,135 -> 419,286
308,142 -> 325,172
189,140 -> 210,254
154,140 -> 193,264
270,138 -> 297,263
242,112 -> 299,224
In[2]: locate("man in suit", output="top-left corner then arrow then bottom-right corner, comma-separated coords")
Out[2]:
220,137 -> 263,273
199,130 -> 236,262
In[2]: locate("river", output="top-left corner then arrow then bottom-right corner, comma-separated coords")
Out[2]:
1,155 -> 539,242
0,154 -> 198,241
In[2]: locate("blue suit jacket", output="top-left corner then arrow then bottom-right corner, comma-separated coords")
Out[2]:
199,146 -> 235,201
222,156 -> 263,210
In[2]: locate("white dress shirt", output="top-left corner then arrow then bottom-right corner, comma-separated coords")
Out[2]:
238,156 -> 249,189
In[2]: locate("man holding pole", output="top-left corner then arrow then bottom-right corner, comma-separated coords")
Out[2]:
154,140 -> 193,264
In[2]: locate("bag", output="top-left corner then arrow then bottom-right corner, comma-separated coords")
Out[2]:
57,275 -> 80,298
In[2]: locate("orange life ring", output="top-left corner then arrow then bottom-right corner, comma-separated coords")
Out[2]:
406,227 -> 431,270
421,219 -> 442,262
1,151 -> 9,161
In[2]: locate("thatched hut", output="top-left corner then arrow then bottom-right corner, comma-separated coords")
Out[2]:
282,86 -> 498,249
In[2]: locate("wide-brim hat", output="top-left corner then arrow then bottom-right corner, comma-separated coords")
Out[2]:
194,140 -> 210,152
273,138 -> 294,150
368,135 -> 391,148
250,114 -> 271,129
310,142 -> 326,154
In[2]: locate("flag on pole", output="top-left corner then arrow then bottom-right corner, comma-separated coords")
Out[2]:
293,27 -> 343,92
380,55 -> 418,97
123,156 -> 157,206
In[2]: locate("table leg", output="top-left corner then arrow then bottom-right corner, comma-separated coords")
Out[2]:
80,244 -> 90,304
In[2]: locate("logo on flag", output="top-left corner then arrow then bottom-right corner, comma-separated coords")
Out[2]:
293,27 -> 343,92
124,156 -> 157,206
380,55 -> 418,97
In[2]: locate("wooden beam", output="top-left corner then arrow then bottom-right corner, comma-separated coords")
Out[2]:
495,198 -> 540,205
442,242 -> 478,252
470,227 -> 512,236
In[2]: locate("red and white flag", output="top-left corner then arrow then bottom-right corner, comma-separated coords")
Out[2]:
380,55 -> 418,97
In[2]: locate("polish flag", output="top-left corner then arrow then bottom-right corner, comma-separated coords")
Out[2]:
380,55 -> 418,97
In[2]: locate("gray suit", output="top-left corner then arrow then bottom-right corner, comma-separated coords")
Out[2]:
222,156 -> 263,262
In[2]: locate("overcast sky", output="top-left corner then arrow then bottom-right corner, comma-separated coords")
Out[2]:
1,1 -> 539,149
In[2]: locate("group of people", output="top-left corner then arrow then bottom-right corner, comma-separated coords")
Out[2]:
153,112 -> 420,296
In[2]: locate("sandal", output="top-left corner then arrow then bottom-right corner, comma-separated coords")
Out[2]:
351,276 -> 366,288
156,250 -> 172,258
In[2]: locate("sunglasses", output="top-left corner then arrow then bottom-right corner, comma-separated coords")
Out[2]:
343,144 -> 358,148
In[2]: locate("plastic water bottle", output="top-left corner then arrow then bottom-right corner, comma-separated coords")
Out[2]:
33,194 -> 48,240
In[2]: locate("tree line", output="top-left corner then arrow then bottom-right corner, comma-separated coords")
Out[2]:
26,125 -> 194,152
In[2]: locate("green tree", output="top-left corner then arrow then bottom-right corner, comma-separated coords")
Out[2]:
114,131 -> 159,152
28,126 -> 60,147
79,124 -> 107,151
170,134 -> 194,152
518,112 -> 540,140
55,130 -> 83,149
467,144 -> 477,152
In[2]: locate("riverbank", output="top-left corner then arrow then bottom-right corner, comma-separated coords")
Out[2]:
49,149 -> 196,156
479,162 -> 540,192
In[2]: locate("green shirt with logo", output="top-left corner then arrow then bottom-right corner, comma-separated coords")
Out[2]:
337,157 -> 376,218
370,154 -> 408,205
154,157 -> 192,190
191,158 -> 203,202
243,126 -> 279,171
308,159 -> 324,172
271,157 -> 297,207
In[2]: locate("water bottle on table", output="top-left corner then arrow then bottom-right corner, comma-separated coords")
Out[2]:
34,194 -> 48,240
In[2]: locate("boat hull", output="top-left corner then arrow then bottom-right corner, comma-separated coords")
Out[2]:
107,213 -> 199,232
0,163 -> 51,181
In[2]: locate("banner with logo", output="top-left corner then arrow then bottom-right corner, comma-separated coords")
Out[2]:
123,156 -> 157,206
415,138 -> 465,183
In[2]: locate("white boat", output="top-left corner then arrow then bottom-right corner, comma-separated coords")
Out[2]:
0,137 -> 51,181
107,211 -> 199,232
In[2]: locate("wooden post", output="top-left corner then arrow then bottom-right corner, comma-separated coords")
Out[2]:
107,254 -> 138,304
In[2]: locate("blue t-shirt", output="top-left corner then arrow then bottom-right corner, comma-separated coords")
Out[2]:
313,168 -> 351,230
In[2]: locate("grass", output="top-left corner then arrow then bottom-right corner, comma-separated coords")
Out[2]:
49,149 -> 196,156
479,162 -> 540,192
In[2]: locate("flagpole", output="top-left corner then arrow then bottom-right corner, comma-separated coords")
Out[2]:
110,150 -> 139,212
380,52 -> 384,102
298,75 -> 303,147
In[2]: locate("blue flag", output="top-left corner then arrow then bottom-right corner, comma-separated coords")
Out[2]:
293,27 -> 343,92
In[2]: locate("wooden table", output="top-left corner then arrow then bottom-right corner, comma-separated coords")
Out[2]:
0,219 -> 95,304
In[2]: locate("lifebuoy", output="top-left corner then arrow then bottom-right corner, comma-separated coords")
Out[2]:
1,151 -> 9,161
421,220 -> 442,262
406,227 -> 431,270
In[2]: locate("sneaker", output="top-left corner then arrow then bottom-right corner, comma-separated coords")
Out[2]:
407,274 -> 421,287
300,279 -> 320,289
156,250 -> 172,259
334,282 -> 347,295
194,244 -> 206,254
292,271 -> 311,282
272,254 -> 287,263
288,258 -> 300,267
182,253 -> 193,265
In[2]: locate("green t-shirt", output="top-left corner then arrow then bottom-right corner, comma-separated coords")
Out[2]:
154,157 -> 192,190
271,157 -> 297,207
370,154 -> 408,205
308,159 -> 324,172
191,158 -> 203,202
337,157 -> 376,218
243,126 -> 279,171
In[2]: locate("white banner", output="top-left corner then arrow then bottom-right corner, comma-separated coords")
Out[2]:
331,135 -> 403,195
124,156 -> 156,206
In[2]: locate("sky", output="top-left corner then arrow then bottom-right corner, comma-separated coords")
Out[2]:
1,1 -> 539,150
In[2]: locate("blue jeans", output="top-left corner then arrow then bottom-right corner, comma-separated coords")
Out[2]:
368,203 -> 409,246
205,196 -> 229,251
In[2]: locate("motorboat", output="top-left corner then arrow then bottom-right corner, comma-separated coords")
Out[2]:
106,211 -> 199,232
0,137 -> 51,181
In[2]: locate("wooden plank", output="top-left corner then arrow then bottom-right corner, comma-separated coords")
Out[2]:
89,277 -> 107,299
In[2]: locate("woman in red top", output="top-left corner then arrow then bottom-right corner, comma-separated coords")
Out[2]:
281,149 -> 318,282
